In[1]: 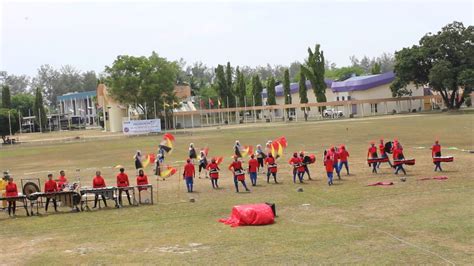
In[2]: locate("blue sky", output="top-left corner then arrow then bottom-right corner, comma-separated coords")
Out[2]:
1,0 -> 472,76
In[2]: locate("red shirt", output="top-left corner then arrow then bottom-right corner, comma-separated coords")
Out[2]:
228,161 -> 243,172
116,173 -> 130,187
393,148 -> 403,160
432,144 -> 441,156
183,163 -> 195,178
207,162 -> 220,178
248,159 -> 258,173
57,175 -> 68,189
44,179 -> 58,193
93,175 -> 106,188
325,158 -> 334,172
368,146 -> 377,157
289,157 -> 304,172
332,151 -> 340,161
265,157 -> 277,173
136,175 -> 149,186
379,144 -> 386,155
5,182 -> 18,197
338,150 -> 349,162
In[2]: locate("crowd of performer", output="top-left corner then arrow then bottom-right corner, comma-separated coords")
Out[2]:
1,136 -> 451,217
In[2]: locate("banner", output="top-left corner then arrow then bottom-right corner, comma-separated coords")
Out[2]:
122,119 -> 161,135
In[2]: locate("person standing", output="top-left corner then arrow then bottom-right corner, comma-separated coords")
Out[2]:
367,142 -> 378,173
207,158 -> 220,189
116,168 -> 132,206
300,152 -> 313,180
134,151 -> 143,170
264,153 -> 278,184
5,176 -> 18,216
289,152 -> 303,183
198,150 -> 208,179
338,145 -> 350,175
255,144 -> 266,173
189,143 -> 197,162
56,170 -> 68,191
228,156 -> 250,192
234,140 -> 242,158
392,141 -> 407,175
183,159 -> 195,193
330,147 -> 341,179
378,139 -> 393,168
432,140 -> 442,172
248,154 -> 259,186
92,171 -> 107,208
44,173 -> 58,212
324,154 -> 334,186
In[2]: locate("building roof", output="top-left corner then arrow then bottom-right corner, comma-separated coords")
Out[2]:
330,71 -> 395,93
57,91 -> 96,102
262,79 -> 333,98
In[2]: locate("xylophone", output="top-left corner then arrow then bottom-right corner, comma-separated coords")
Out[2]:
367,157 -> 390,164
433,156 -> 454,163
80,187 -> 119,210
0,195 -> 30,216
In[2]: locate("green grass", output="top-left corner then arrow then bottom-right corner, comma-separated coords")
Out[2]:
1,112 -> 473,264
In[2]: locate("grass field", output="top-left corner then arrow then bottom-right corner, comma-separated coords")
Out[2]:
1,112 -> 473,264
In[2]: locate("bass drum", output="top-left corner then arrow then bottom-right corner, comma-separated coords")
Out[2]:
23,182 -> 40,200
384,141 -> 393,154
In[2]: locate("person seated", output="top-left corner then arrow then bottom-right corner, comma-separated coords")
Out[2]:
116,168 -> 132,206
92,171 -> 107,208
44,173 -> 58,212
136,169 -> 149,191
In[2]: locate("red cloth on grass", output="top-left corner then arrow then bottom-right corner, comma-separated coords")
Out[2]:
219,204 -> 275,227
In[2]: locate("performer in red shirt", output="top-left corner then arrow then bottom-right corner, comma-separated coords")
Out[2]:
44,173 -> 58,212
116,168 -> 132,206
136,169 -> 149,193
228,156 -> 250,192
367,142 -> 378,173
392,140 -> 407,175
264,153 -> 278,184
56,170 -> 68,191
183,159 -> 195,193
299,152 -> 313,181
378,139 -> 393,168
5,176 -> 18,216
338,145 -> 350,175
289,153 -> 304,183
330,147 -> 341,179
431,140 -> 442,172
248,154 -> 259,186
324,155 -> 334,186
92,171 -> 108,208
206,158 -> 220,188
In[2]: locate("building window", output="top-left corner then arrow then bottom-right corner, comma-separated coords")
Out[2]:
342,96 -> 345,101
348,96 -> 351,100
371,103 -> 378,113
336,96 -> 339,101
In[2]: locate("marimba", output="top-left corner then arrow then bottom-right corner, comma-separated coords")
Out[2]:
27,191 -> 81,215
433,156 -> 454,163
394,158 -> 416,166
116,186 -> 137,207
80,187 -> 119,210
367,157 -> 390,164
0,195 -> 30,216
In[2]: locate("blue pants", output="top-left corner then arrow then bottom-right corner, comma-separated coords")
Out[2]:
434,162 -> 442,172
333,162 -> 340,177
249,172 -> 257,186
211,178 -> 218,188
185,177 -> 193,192
339,161 -> 349,175
267,172 -> 277,183
292,169 -> 298,183
297,172 -> 304,183
394,165 -> 406,175
234,176 -> 249,192
327,171 -> 333,185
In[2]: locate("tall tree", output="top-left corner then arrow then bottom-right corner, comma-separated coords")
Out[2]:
391,21 -> 474,109
266,77 -> 276,106
236,72 -> 246,107
0,72 -> 30,94
371,62 -> 381,74
215,64 -> 231,107
0,108 -> 19,143
12,93 -> 35,117
251,74 -> 263,107
283,69 -> 291,118
33,87 -> 47,132
298,70 -> 309,121
301,44 -> 327,104
2,85 -> 12,109
225,62 -> 233,95
82,71 -> 99,91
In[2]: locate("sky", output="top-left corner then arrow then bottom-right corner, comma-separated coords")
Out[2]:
0,0 -> 473,76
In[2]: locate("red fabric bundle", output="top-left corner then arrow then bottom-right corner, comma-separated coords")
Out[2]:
419,176 -> 448,181
367,157 -> 389,164
219,204 -> 275,227
367,181 -> 394,186
394,158 -> 415,166
433,156 -> 454,163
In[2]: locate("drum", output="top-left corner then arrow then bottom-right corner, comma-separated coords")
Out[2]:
433,156 -> 454,162
384,141 -> 393,154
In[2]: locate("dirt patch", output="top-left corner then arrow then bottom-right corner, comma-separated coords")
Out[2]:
140,243 -> 209,254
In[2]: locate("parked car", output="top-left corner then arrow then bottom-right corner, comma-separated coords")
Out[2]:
323,109 -> 344,118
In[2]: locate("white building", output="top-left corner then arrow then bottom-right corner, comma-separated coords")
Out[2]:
262,72 -> 426,118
